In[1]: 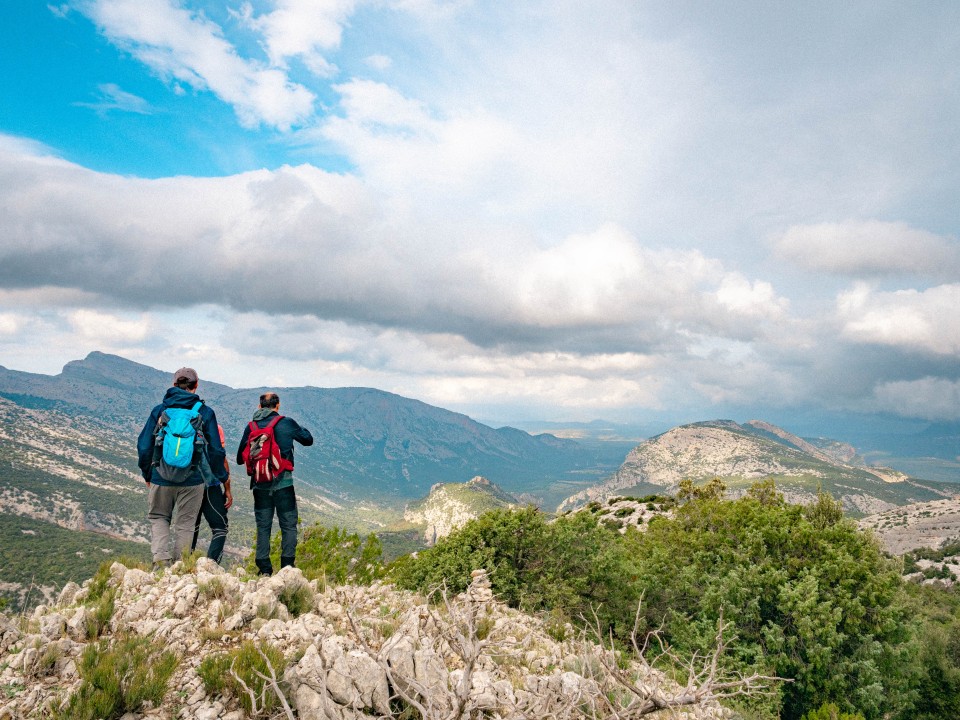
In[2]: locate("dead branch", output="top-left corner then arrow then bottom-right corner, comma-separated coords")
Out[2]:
251,646 -> 296,720
334,579 -> 782,720
580,606 -> 785,718
229,656 -> 262,717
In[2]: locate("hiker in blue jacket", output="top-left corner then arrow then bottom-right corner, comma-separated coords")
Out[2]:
137,367 -> 228,569
236,392 -> 313,575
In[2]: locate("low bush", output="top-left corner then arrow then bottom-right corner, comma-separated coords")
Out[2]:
278,584 -> 314,617
197,641 -> 286,716
246,524 -> 384,588
55,635 -> 177,720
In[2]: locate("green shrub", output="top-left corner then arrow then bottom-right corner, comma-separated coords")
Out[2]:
84,561 -> 114,604
85,589 -> 116,641
84,556 -> 149,604
622,487 -> 909,719
175,549 -> 203,574
196,653 -> 231,697
33,642 -> 62,678
801,703 -> 866,720
246,524 -> 384,588
55,635 -> 177,720
198,576 -> 228,600
278,584 -> 314,617
391,506 -> 643,638
197,641 -> 286,716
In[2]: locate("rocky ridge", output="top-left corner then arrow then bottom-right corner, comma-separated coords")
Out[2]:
0,560 -> 741,720
558,420 -> 956,514
403,477 -> 518,545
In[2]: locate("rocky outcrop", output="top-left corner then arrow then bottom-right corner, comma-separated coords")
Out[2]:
558,420 -> 954,514
568,496 -> 675,533
0,560 -> 736,719
403,477 -> 517,545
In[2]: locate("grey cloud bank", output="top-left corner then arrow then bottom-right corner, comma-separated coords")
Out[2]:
0,135 -> 957,422
0,147 -> 779,353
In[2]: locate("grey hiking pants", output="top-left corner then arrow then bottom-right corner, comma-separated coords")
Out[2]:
148,483 -> 205,563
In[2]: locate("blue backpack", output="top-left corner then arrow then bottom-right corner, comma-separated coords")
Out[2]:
152,401 -> 206,483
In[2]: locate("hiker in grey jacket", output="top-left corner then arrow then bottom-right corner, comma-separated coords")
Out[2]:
236,392 -> 313,575
137,367 -> 228,569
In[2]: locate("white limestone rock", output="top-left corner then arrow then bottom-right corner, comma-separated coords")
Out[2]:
57,581 -> 81,607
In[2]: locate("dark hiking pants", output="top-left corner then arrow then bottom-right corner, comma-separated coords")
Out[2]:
252,484 -> 298,575
191,483 -> 229,564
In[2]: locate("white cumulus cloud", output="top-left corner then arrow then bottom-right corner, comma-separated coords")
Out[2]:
837,283 -> 960,355
239,0 -> 355,77
0,141 -> 784,358
81,0 -> 315,129
774,220 -> 960,279
68,309 -> 152,344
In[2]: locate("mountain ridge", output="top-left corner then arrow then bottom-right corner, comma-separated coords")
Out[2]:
558,419 -> 959,515
0,352 -> 619,506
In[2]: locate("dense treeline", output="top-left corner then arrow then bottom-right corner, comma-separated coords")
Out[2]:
390,481 -> 960,720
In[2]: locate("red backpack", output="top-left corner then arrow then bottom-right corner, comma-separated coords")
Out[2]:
242,416 -> 294,483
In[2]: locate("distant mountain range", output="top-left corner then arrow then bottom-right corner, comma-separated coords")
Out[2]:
558,419 -> 960,516
0,352 -> 629,509
1,351 -> 959,609
0,352 -> 628,607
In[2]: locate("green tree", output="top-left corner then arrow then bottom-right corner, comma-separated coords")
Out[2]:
391,506 -> 642,634
892,583 -> 960,720
391,506 -> 550,606
622,488 -> 910,719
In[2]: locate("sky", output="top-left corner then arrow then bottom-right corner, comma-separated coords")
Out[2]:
0,1 -> 959,428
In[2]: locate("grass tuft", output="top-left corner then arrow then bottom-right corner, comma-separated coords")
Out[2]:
54,634 -> 177,720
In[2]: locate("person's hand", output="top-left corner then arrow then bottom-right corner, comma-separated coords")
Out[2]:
224,487 -> 234,510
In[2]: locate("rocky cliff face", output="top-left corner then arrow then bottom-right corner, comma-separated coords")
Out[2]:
403,477 -> 517,545
0,560 -> 731,719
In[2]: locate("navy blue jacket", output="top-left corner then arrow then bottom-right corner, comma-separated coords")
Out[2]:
235,411 -> 313,468
137,388 -> 228,486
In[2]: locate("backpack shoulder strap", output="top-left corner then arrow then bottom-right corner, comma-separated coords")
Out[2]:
265,415 -> 285,430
